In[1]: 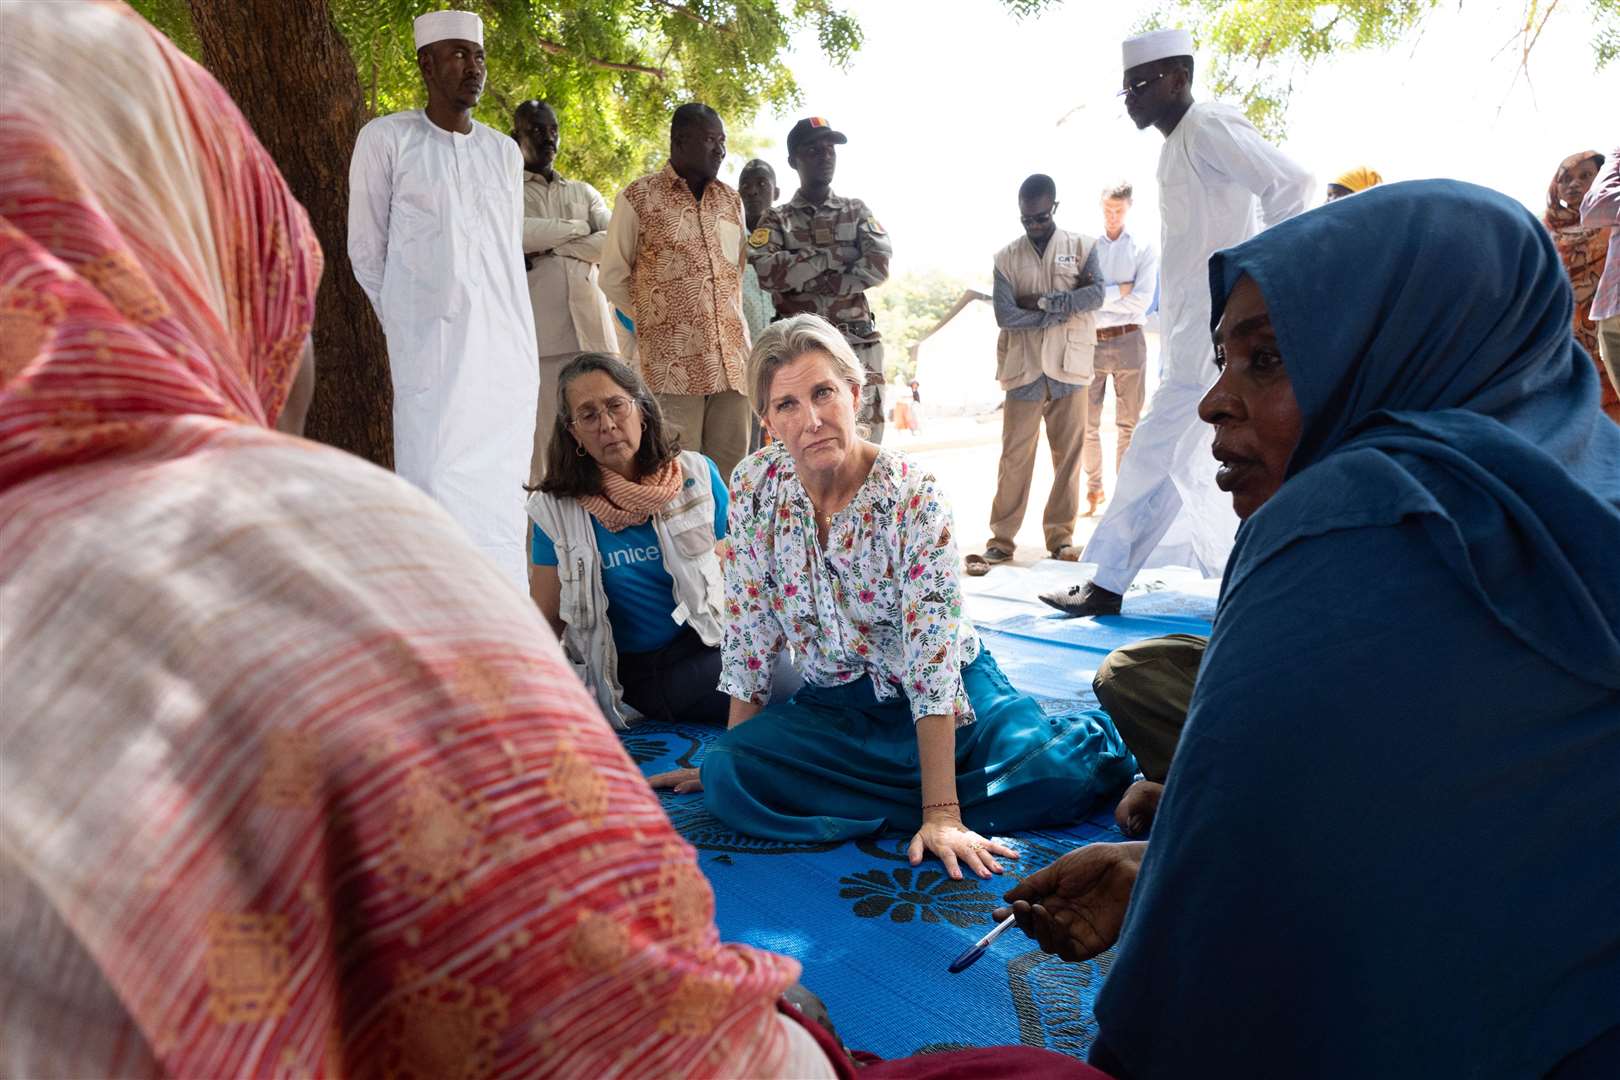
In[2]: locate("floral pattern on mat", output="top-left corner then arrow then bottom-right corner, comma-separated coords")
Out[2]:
839,867 -> 1002,927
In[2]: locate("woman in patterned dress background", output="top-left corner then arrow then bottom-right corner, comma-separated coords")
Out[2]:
1545,149 -> 1618,420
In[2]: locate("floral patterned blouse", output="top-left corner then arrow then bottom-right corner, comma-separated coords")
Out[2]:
719,442 -> 982,724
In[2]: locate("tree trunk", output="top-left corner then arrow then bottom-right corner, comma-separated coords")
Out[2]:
188,0 -> 393,468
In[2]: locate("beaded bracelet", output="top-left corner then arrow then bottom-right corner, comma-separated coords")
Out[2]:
922,800 -> 959,811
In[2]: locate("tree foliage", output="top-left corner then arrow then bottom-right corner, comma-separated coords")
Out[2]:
131,0 -> 863,197
1015,0 -> 1619,139
1132,0 -> 1437,137
1154,0 -> 1620,138
871,271 -> 984,382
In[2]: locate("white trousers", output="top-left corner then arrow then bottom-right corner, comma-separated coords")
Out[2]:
1079,376 -> 1238,594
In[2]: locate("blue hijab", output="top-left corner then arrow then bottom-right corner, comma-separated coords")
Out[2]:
1092,181 -> 1620,1078
1211,178 -> 1620,689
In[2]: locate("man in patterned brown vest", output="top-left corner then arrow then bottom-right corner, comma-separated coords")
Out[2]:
601,104 -> 751,480
748,117 -> 893,441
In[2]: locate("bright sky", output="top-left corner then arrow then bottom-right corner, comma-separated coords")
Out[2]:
731,0 -> 1618,283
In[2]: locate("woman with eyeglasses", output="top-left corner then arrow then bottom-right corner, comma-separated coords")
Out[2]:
527,352 -> 794,727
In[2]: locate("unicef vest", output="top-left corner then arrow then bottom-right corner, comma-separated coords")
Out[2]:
525,451 -> 725,728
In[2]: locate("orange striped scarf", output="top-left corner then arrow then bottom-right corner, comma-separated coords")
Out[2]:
578,457 -> 683,531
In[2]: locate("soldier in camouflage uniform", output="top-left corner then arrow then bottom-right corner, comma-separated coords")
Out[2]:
748,117 -> 893,441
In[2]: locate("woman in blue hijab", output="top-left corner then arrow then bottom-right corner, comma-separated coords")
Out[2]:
999,180 -> 1620,1077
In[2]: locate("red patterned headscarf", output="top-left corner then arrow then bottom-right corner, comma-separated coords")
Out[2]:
1545,150 -> 1605,231
0,7 -> 823,1078
0,0 -> 322,492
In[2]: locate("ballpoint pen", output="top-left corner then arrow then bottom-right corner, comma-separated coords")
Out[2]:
947,912 -> 1017,973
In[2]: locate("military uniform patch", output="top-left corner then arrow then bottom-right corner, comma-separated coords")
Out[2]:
747,227 -> 771,248
751,192 -> 892,351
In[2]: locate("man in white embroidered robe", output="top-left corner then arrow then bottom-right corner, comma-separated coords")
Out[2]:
1043,28 -> 1312,616
347,9 -> 537,589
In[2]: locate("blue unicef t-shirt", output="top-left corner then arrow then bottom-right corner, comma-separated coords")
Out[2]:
531,456 -> 728,654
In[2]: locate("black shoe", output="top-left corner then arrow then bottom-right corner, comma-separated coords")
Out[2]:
1038,581 -> 1123,617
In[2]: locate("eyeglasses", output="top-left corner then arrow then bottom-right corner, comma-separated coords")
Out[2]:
569,396 -> 635,431
1118,71 -> 1169,99
1020,203 -> 1059,226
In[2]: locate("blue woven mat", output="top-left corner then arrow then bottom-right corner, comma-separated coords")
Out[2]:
633,580 -> 1215,1060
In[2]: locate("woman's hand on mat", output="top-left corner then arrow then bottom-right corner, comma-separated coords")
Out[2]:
993,841 -> 1147,963
908,817 -> 1020,880
648,767 -> 703,793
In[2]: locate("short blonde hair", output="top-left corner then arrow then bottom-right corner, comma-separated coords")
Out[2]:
746,313 -> 867,416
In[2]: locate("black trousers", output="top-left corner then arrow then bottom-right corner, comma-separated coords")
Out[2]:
617,626 -> 731,725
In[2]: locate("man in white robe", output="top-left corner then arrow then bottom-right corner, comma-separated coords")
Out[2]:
347,9 -> 537,589
1042,27 -> 1312,616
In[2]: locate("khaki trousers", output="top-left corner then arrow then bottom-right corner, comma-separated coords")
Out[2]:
988,382 -> 1089,553
853,340 -> 886,444
657,389 -> 750,483
1092,633 -> 1206,782
1082,329 -> 1148,494
529,351 -> 576,486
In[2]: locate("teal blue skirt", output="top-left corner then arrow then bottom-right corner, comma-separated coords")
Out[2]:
699,648 -> 1137,841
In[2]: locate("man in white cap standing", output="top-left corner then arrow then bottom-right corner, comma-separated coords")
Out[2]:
1041,27 -> 1312,616
347,10 -> 537,590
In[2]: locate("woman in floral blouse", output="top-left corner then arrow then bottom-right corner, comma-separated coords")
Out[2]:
651,315 -> 1135,879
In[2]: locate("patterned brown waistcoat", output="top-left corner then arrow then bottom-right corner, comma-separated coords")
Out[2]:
621,164 -> 749,396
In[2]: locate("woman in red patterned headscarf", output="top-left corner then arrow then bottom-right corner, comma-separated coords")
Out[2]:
0,7 -> 1110,1079
0,4 -> 830,1076
1544,149 -> 1618,420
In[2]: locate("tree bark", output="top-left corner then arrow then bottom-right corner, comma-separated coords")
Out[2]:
188,0 -> 393,468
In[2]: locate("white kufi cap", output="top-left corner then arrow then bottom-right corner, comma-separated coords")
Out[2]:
1122,27 -> 1194,70
414,9 -> 483,50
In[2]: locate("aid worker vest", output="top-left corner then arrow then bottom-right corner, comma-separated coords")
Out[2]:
992,228 -> 1099,391
525,451 -> 726,729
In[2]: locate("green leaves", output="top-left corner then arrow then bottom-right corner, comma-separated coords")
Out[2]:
871,271 -> 982,382
1590,0 -> 1620,67
1129,0 -> 1614,138
1160,0 -> 1440,139
131,0 -> 865,197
